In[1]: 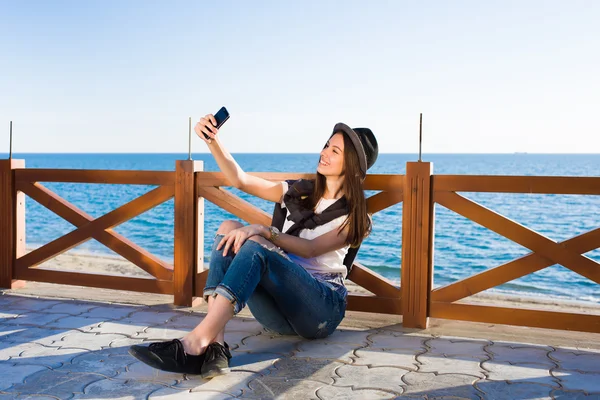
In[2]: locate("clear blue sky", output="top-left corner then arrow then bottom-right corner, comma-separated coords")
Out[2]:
1,0 -> 598,153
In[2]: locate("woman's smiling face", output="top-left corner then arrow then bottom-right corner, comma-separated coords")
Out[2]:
317,132 -> 345,177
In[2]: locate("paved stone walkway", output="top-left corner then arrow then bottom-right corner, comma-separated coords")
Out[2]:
1,293 -> 599,399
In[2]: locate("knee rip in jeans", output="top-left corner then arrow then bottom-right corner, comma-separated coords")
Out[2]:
254,240 -> 292,261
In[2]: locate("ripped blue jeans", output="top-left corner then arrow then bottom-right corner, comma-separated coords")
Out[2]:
203,234 -> 347,339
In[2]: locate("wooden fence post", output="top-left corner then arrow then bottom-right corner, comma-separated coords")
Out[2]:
1,159 -> 25,289
401,162 -> 435,328
174,160 -> 203,306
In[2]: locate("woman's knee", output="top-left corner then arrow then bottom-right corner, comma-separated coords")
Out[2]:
216,220 -> 244,235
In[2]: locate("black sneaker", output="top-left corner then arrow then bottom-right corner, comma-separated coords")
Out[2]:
201,341 -> 232,379
128,339 -> 205,375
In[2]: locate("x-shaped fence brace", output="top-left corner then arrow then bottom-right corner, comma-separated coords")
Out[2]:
15,181 -> 175,281
194,181 -> 404,301
433,191 -> 600,303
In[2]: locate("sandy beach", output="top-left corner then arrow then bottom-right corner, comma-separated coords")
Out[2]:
30,248 -> 600,316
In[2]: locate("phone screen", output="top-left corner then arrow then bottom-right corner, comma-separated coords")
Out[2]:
213,107 -> 230,129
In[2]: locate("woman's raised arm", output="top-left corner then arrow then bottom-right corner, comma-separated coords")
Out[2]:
195,114 -> 284,204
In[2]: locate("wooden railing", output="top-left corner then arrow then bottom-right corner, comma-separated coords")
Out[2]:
1,159 -> 598,333
191,171 -> 404,315
430,174 -> 600,333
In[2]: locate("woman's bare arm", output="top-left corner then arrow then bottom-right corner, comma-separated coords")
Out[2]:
259,224 -> 350,259
195,115 -> 284,203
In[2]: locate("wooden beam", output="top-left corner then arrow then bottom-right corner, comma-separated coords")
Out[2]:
194,172 -> 404,192
15,169 -> 175,185
434,175 -> 600,195
15,268 -> 173,295
197,186 -> 272,226
174,160 -> 203,307
401,162 -> 434,329
435,191 -> 600,285
430,302 -> 600,333
348,262 -> 401,298
0,159 -> 25,289
17,182 -> 174,280
346,294 -> 402,315
433,227 -> 600,302
366,190 -> 403,214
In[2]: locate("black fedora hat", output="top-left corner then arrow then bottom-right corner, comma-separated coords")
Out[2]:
331,122 -> 379,178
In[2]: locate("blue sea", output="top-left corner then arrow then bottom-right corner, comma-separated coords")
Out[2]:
6,153 -> 600,304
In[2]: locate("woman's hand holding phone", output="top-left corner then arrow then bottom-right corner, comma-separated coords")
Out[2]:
194,107 -> 230,145
194,114 -> 219,145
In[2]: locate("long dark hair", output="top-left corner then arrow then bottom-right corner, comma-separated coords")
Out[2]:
309,132 -> 372,248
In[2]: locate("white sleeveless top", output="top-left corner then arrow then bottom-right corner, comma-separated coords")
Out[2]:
279,181 -> 350,278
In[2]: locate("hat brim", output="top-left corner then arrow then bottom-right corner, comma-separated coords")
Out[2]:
332,122 -> 367,178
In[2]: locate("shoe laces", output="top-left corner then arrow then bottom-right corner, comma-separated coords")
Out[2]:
148,339 -> 185,363
204,342 -> 230,363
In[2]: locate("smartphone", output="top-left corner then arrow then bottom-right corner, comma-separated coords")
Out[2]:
203,106 -> 230,139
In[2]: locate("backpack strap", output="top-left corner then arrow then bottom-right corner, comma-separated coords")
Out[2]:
270,178 -> 360,275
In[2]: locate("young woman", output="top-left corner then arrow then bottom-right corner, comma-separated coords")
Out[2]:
129,113 -> 378,378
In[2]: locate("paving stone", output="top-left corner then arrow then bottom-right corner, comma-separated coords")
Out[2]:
551,389 -> 595,399
45,316 -> 100,331
493,340 -> 553,352
269,357 -> 343,383
148,387 -> 234,399
368,332 -> 428,350
166,313 -> 205,328
0,342 -> 49,361
136,326 -> 190,341
317,385 -> 396,399
237,334 -> 302,355
108,337 -> 145,350
15,345 -> 89,369
54,331 -> 127,351
427,338 -> 489,358
73,378 -> 167,399
321,329 -> 371,345
549,349 -> 600,373
418,354 -> 486,378
60,347 -> 135,377
552,369 -> 600,394
246,377 -> 324,399
295,341 -> 356,362
353,348 -> 419,370
0,363 -> 49,391
174,371 -> 260,397
78,305 -> 139,320
0,327 -> 71,346
44,303 -> 98,315
402,371 -> 481,399
224,330 -> 261,350
0,294 -> 26,306
482,361 -> 559,387
230,351 -> 280,375
3,313 -> 71,327
89,321 -> 146,337
487,344 -> 554,366
119,310 -> 180,326
223,317 -> 264,332
114,361 -> 182,386
10,298 -> 63,311
474,380 -> 553,399
0,325 -> 22,339
7,370 -> 105,399
333,364 -> 406,395
0,311 -> 24,323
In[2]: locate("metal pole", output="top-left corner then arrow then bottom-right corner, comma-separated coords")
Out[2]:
418,113 -> 422,162
9,121 -> 12,159
188,117 -> 192,160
